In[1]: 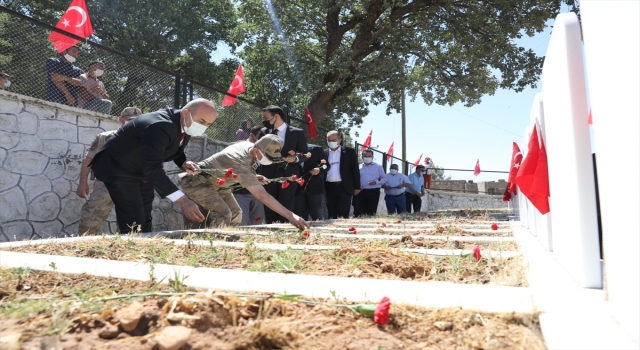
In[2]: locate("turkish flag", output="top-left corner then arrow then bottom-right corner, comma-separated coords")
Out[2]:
48,0 -> 94,53
473,159 -> 481,176
360,130 -> 372,151
305,108 -> 317,139
411,153 -> 423,168
588,108 -> 593,125
506,142 -> 523,194
515,125 -> 550,214
386,142 -> 394,162
221,65 -> 245,107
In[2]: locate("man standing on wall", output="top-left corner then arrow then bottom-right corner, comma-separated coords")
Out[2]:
90,98 -> 216,233
423,156 -> 434,189
324,131 -> 360,219
259,105 -> 309,223
357,149 -> 386,216
45,45 -> 83,106
294,144 -> 330,221
406,165 -> 426,213
76,107 -> 141,234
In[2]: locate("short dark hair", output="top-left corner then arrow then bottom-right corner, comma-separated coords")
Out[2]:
261,105 -> 285,120
390,164 -> 399,169
362,149 -> 373,157
0,73 -> 10,79
64,45 -> 81,52
416,165 -> 425,171
89,61 -> 104,68
250,125 -> 263,137
241,119 -> 252,129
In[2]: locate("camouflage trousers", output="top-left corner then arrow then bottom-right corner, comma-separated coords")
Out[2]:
180,175 -> 242,229
78,180 -> 114,235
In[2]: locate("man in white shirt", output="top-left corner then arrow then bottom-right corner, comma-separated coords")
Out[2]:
324,131 -> 360,219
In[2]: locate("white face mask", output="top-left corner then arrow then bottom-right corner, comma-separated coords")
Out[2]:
328,141 -> 339,149
258,149 -> 273,165
390,169 -> 398,175
183,112 -> 208,136
363,157 -> 373,164
94,69 -> 104,77
3,80 -> 10,88
64,54 -> 76,63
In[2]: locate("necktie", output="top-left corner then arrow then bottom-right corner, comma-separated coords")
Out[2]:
271,128 -> 278,135
180,133 -> 186,145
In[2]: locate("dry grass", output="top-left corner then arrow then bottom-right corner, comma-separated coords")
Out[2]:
0,268 -> 543,350
2,237 -> 527,286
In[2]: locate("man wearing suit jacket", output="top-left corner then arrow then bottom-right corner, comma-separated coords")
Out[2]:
324,130 -> 361,219
294,144 -> 330,221
91,98 -> 217,233
259,105 -> 309,223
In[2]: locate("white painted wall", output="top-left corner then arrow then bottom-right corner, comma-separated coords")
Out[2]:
581,1 -> 640,343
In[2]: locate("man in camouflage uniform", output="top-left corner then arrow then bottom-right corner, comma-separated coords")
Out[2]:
76,107 -> 142,234
180,134 -> 309,230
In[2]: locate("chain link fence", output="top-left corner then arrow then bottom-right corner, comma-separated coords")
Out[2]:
0,7 -> 269,143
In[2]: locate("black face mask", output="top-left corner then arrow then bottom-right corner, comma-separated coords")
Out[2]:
262,115 -> 276,129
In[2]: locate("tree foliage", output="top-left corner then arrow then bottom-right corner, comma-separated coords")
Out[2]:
237,0 -> 578,133
432,165 -> 451,181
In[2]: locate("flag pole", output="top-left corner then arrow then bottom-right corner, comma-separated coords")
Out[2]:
401,89 -> 407,174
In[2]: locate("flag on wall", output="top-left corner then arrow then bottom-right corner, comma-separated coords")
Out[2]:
515,125 -> 550,214
305,108 -> 317,139
473,159 -> 481,176
386,142 -> 394,162
411,153 -> 423,168
503,142 -> 523,201
48,0 -> 94,52
221,65 -> 245,107
360,130 -> 372,151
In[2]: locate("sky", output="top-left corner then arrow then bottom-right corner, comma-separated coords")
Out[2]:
211,13 -> 569,182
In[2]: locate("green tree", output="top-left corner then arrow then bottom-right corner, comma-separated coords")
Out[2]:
432,165 -> 451,181
237,0 -> 578,133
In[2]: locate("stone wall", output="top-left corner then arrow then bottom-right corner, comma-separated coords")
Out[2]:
0,91 -> 228,242
430,180 -> 507,195
373,189 -> 507,214
477,179 -> 508,195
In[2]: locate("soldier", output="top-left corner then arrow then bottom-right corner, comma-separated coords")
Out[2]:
76,107 -> 142,234
179,134 -> 309,230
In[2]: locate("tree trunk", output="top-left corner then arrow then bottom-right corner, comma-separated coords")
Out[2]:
306,90 -> 334,133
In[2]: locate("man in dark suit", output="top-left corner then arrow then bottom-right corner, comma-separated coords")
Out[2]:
91,98 -> 217,233
324,130 -> 361,219
294,144 -> 330,221
260,105 -> 309,223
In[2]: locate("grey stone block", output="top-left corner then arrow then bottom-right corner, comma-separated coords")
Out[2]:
20,174 -> 52,203
0,130 -> 20,149
26,104 -> 56,120
78,127 -> 104,145
0,96 -> 22,115
0,168 -> 20,192
44,159 -> 65,179
29,192 -> 61,221
42,140 -> 69,158
13,134 -> 43,153
77,116 -> 100,127
58,197 -> 83,225
4,150 -> 49,175
31,220 -> 63,240
0,187 -> 27,222
56,110 -> 78,125
17,113 -> 39,134
0,148 -> 6,167
52,178 -> 72,198
39,119 -> 77,142
151,207 -> 165,227
0,221 -> 34,242
0,114 -> 18,132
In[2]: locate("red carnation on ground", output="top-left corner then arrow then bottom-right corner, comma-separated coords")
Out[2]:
281,180 -> 290,189
302,231 -> 310,238
381,222 -> 386,227
472,245 -> 482,262
254,217 -> 261,222
348,226 -> 357,234
216,179 -> 226,185
288,150 -> 295,155
373,297 -> 391,325
396,220 -> 402,224
298,179 -> 305,186
292,175 -> 298,181
491,223 -> 499,230
233,174 -> 238,179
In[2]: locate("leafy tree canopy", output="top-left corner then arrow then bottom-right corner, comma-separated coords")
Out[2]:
236,0 -> 578,133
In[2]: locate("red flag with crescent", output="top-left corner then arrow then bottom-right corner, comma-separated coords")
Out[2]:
386,142 -> 394,162
507,142 -> 523,193
48,0 -> 94,53
515,124 -> 550,214
411,153 -> 423,168
474,159 -> 481,176
222,65 -> 246,107
360,130 -> 372,151
305,108 -> 317,139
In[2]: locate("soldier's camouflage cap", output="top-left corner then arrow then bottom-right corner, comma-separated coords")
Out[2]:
254,134 -> 284,162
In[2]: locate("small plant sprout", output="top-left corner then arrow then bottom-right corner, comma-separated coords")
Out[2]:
49,262 -> 57,271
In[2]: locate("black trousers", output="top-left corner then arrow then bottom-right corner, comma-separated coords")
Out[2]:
294,192 -> 325,221
325,182 -> 352,219
405,193 -> 422,213
263,180 -> 298,223
357,188 -> 381,217
103,177 -> 155,233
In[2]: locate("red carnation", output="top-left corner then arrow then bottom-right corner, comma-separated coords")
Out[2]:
320,159 -> 326,164
381,222 -> 386,227
254,217 -> 261,222
305,152 -> 311,158
302,231 -> 310,238
348,226 -> 357,234
225,168 -> 234,178
472,245 -> 482,262
373,297 -> 391,325
281,180 -> 290,189
216,179 -> 226,186
233,174 -> 238,179
288,150 -> 295,155
491,223 -> 499,230
292,174 -> 298,181
396,220 -> 402,224
298,179 -> 305,186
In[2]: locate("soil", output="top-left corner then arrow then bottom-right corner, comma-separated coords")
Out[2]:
0,269 -> 544,350
2,238 -> 527,286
